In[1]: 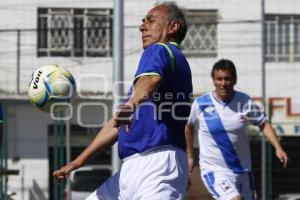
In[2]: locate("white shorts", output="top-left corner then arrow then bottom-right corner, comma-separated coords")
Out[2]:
85,146 -> 189,200
201,170 -> 256,200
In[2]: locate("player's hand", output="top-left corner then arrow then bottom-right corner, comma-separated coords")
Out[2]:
52,163 -> 75,182
276,148 -> 288,168
113,104 -> 134,132
186,172 -> 192,192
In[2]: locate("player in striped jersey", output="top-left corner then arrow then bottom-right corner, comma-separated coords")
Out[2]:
185,59 -> 288,200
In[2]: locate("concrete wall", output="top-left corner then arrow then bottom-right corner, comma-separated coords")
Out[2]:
0,0 -> 298,95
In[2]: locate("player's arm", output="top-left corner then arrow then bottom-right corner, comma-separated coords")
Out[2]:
128,75 -> 161,107
113,75 -> 161,129
185,124 -> 195,173
185,100 -> 198,173
259,121 -> 288,167
185,124 -> 195,191
53,118 -> 118,181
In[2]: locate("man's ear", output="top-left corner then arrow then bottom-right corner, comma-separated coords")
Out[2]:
168,21 -> 180,34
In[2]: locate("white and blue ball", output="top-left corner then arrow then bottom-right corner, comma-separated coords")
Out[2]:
28,64 -> 76,112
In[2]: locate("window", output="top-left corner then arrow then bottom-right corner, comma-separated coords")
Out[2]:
37,8 -> 112,57
181,10 -> 218,57
266,15 -> 300,62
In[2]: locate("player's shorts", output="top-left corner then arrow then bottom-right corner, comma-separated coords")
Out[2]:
201,170 -> 256,200
85,145 -> 189,200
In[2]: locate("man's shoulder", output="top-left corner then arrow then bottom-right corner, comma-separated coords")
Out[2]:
141,43 -> 171,60
196,92 -> 211,101
234,90 -> 251,101
193,92 -> 212,106
144,42 -> 179,53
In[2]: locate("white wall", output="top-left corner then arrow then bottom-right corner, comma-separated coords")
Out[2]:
0,0 -> 300,96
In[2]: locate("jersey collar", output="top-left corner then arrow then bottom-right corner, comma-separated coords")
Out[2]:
211,90 -> 236,106
169,42 -> 179,47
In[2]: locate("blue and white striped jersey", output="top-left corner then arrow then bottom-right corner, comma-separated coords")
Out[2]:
187,91 -> 266,174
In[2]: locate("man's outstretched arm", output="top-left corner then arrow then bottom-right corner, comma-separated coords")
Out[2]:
260,121 -> 288,168
53,118 -> 118,181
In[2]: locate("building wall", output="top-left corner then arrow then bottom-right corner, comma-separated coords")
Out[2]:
1,0 -> 299,95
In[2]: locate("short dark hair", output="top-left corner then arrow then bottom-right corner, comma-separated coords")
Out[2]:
156,2 -> 187,44
211,59 -> 237,82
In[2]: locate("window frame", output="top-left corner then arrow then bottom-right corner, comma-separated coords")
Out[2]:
37,7 -> 113,57
265,14 -> 300,62
181,9 -> 218,57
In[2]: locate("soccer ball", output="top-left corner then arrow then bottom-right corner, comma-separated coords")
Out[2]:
28,64 -> 76,112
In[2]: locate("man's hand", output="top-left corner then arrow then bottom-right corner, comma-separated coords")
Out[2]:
52,163 -> 77,182
276,148 -> 288,168
260,121 -> 289,168
186,173 -> 192,192
113,104 -> 134,132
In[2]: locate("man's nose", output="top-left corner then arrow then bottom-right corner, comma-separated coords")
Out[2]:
139,23 -> 146,32
220,80 -> 226,86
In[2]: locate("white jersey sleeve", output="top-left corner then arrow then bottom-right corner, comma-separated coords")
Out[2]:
242,98 -> 266,126
187,100 -> 200,129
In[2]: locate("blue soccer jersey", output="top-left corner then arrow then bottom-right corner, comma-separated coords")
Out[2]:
118,42 -> 193,159
187,91 -> 266,174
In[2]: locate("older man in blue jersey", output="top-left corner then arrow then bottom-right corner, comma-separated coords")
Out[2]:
185,59 -> 288,200
53,2 -> 193,200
